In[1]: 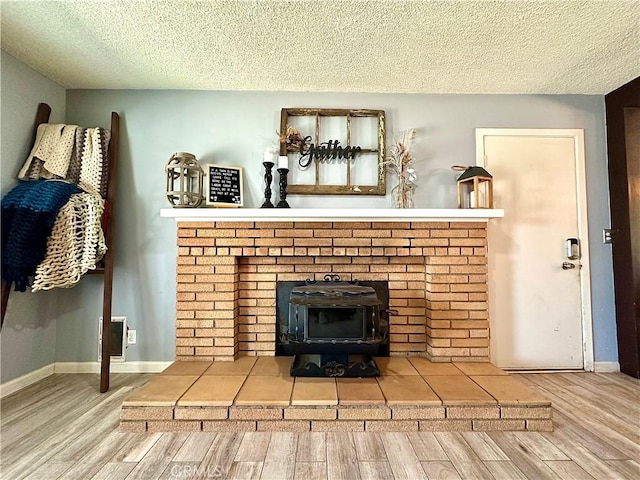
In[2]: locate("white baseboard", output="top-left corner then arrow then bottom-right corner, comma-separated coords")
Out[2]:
594,361 -> 620,372
54,361 -> 172,374
1,361 -> 172,397
0,364 -> 55,398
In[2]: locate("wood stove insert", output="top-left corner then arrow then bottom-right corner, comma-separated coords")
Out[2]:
277,275 -> 392,377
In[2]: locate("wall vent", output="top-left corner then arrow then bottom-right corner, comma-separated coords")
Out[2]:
98,316 -> 127,362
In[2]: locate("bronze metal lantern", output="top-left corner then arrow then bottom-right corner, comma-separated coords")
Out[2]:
455,166 -> 493,209
166,152 -> 204,207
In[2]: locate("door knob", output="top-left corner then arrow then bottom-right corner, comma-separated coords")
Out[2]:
562,262 -> 576,270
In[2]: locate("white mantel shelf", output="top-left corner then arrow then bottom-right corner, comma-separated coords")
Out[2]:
160,208 -> 504,223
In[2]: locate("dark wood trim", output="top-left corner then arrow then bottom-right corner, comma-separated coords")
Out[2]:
0,280 -> 11,329
605,76 -> 640,378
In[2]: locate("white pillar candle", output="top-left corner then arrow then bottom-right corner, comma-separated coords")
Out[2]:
278,155 -> 289,169
264,148 -> 275,164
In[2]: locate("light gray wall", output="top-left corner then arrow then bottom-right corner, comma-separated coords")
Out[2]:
61,89 -> 617,364
0,51 -> 66,382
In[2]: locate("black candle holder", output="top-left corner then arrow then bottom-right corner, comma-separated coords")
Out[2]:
276,168 -> 290,208
261,161 -> 275,208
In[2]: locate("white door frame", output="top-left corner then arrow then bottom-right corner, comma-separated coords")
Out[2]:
476,128 -> 594,371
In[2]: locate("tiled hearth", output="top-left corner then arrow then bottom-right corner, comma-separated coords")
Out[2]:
120,357 -> 552,432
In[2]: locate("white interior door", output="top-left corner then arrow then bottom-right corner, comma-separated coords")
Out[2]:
477,129 -> 593,370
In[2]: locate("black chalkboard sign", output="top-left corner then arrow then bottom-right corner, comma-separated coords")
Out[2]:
205,164 -> 244,207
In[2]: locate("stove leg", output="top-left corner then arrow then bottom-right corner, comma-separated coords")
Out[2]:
290,353 -> 380,377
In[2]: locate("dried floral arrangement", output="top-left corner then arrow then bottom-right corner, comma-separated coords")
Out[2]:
384,128 -> 418,208
277,125 -> 307,152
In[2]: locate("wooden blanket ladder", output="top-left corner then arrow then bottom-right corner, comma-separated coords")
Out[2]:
0,103 -> 120,393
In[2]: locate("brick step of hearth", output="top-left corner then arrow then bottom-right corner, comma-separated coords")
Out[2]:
119,357 -> 552,433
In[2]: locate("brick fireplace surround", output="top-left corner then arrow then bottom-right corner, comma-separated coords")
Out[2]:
119,208 -> 556,434
168,209 -> 504,363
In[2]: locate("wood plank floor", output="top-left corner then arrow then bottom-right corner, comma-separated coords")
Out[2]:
1,371 -> 638,479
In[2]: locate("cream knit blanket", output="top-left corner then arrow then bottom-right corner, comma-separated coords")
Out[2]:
19,124 -> 111,196
17,122 -> 112,291
31,192 -> 106,292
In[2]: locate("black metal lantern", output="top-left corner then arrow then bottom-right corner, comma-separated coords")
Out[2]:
166,152 -> 204,207
455,166 -> 494,209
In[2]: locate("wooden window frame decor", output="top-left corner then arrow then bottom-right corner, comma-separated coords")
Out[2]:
279,108 -> 386,195
204,164 -> 244,208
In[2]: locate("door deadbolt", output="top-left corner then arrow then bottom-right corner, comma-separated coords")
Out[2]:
562,262 -> 576,270
566,238 -> 580,260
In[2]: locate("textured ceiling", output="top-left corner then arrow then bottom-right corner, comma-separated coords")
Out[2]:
1,0 -> 638,94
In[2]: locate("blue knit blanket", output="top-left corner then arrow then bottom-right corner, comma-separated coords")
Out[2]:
1,180 -> 80,291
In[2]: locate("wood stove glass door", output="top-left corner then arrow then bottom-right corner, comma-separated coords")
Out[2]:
305,307 -> 366,341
